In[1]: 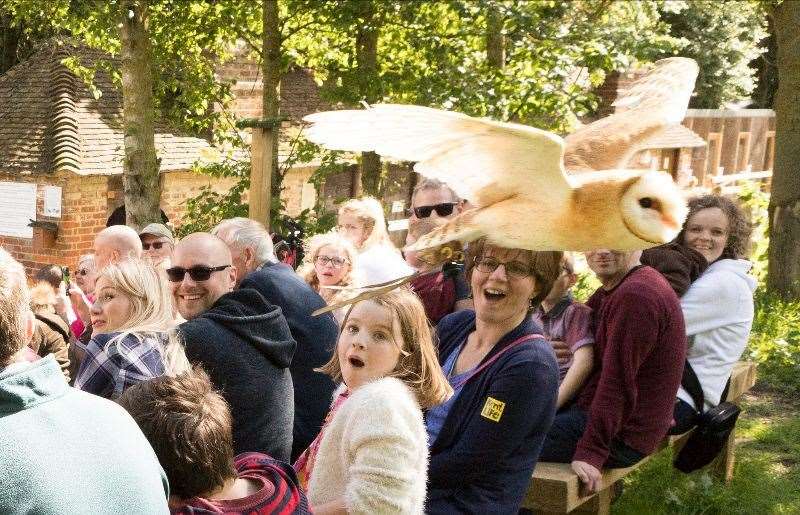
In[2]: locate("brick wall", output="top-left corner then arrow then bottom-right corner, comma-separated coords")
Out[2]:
218,56 -> 329,123
0,171 -> 110,277
159,170 -> 240,227
0,169 -> 243,279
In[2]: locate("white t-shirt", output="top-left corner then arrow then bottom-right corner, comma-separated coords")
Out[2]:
357,244 -> 415,285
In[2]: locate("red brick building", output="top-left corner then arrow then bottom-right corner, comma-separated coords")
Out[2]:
0,41 -> 328,276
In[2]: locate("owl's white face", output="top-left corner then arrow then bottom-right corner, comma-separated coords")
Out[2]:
619,171 -> 688,244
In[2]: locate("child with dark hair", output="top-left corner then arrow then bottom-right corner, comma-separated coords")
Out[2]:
117,369 -> 309,514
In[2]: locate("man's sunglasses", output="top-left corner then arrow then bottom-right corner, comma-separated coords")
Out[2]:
166,265 -> 231,282
142,241 -> 169,251
406,202 -> 458,219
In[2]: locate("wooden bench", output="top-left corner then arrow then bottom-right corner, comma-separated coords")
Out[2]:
522,361 -> 757,514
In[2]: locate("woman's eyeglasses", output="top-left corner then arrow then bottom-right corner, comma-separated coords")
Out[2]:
165,265 -> 231,282
315,255 -> 349,269
474,256 -> 532,278
406,202 -> 458,219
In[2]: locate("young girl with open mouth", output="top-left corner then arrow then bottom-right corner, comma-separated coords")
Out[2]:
294,287 -> 452,514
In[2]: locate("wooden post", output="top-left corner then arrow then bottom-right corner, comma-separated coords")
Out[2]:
249,127 -> 274,230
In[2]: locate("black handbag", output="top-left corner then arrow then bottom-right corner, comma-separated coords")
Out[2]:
673,360 -> 741,473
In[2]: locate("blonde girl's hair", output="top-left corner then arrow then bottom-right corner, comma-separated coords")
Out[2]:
99,258 -> 190,376
298,232 -> 361,293
318,287 -> 453,409
337,196 -> 395,251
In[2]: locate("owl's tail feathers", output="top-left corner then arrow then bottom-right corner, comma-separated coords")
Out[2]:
404,210 -> 483,266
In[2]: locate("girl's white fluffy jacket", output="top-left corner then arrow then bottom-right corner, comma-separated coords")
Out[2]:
307,377 -> 428,514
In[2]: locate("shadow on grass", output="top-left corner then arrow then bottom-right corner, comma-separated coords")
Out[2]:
613,393 -> 800,514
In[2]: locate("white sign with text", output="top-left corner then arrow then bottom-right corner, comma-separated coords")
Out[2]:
0,182 -> 37,238
44,186 -> 62,218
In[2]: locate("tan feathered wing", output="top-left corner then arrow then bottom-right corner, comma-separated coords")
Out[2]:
304,104 -> 571,208
304,104 -> 571,253
564,57 -> 699,172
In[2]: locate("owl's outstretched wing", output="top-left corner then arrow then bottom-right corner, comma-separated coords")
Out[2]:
311,273 -> 419,317
304,104 -> 571,206
564,57 -> 699,173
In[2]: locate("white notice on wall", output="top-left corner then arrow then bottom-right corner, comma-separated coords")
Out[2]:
0,182 -> 37,238
43,186 -> 62,218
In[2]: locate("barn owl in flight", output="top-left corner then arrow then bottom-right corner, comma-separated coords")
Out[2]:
304,57 -> 698,262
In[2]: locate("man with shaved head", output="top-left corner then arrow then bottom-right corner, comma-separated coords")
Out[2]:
169,233 -> 295,461
93,225 -> 143,270
68,225 -> 145,350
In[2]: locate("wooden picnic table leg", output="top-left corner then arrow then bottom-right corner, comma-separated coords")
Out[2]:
711,425 -> 737,483
571,488 -> 612,515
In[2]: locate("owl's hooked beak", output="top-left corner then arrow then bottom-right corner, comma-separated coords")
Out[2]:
661,213 -> 680,231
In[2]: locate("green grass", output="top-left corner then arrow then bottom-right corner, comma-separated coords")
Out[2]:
613,387 -> 800,514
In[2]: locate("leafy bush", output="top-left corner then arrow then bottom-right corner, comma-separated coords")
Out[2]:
735,186 -> 800,393
747,292 -> 800,394
177,133 -> 344,239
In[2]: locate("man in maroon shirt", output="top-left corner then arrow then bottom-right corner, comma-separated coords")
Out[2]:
538,249 -> 686,494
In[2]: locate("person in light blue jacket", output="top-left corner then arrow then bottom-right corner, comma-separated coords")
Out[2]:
0,248 -> 169,514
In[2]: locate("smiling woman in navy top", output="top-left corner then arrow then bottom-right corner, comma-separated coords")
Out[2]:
426,238 -> 561,514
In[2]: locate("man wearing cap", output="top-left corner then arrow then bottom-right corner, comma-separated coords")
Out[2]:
139,223 -> 175,269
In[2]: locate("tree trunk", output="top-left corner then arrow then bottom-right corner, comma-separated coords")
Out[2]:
249,0 -> 281,230
0,14 -> 23,74
120,0 -> 160,230
356,0 -> 382,197
486,4 -> 505,70
767,2 -> 800,299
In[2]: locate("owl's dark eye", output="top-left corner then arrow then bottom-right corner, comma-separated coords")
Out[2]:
638,197 -> 653,209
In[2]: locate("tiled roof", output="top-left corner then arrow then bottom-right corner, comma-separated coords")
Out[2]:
0,40 -> 214,176
637,124 -> 707,150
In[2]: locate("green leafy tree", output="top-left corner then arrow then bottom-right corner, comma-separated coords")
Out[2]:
657,0 -> 768,108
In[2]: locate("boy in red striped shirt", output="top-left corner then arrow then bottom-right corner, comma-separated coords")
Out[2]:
118,369 -> 308,514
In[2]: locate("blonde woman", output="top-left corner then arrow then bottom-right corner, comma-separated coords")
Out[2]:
298,232 -> 361,322
74,258 -> 189,398
337,196 -> 413,284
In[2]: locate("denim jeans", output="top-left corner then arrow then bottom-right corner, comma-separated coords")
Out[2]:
538,406 -> 645,468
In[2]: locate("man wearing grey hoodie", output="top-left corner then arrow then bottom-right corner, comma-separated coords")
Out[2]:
170,233 -> 296,462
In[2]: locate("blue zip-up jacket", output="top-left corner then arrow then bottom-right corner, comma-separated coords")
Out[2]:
427,310 -> 559,514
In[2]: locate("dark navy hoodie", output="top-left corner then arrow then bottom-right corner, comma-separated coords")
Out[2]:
179,288 -> 296,462
427,310 -> 559,514
241,262 -> 338,462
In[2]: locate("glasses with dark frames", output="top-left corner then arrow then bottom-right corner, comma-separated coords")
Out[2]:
473,256 -> 532,278
315,255 -> 350,268
165,265 -> 231,282
406,202 -> 458,219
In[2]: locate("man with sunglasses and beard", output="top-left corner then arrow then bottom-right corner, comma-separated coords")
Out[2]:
169,232 -> 296,462
406,179 -> 473,323
139,223 -> 174,270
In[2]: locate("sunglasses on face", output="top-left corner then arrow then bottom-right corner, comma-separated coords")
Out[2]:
142,241 -> 169,251
406,202 -> 458,219
474,256 -> 532,279
315,255 -> 349,268
77,268 -> 91,276
165,264 -> 231,282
